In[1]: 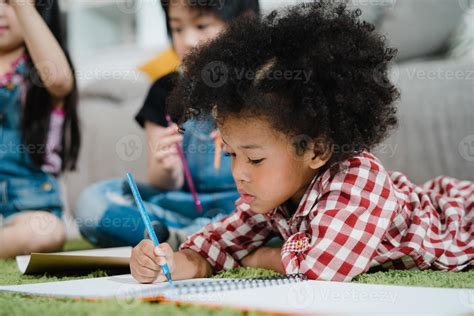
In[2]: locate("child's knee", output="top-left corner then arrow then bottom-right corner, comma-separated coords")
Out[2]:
75,179 -> 126,230
21,212 -> 66,252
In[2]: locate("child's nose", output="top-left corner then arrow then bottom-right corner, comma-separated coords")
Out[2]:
183,29 -> 200,50
232,160 -> 250,183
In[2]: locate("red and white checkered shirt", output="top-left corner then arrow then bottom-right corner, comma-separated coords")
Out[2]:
180,152 -> 473,281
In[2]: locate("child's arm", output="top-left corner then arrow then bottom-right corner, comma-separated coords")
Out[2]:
132,202 -> 276,284
12,0 -> 73,99
180,205 -> 275,273
241,246 -> 284,273
130,240 -> 213,283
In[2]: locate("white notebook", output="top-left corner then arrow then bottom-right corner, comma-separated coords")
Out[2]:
0,273 -> 472,315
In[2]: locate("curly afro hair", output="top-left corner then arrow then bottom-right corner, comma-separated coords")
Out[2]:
168,0 -> 399,162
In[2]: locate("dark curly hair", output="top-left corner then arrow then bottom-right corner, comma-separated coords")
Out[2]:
168,0 -> 399,163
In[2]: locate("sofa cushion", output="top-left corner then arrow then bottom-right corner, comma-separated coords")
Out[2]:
65,84 -> 149,212
81,76 -> 149,104
374,58 -> 474,183
377,0 -> 464,61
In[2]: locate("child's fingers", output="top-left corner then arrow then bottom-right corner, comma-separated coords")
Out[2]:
156,154 -> 180,171
132,268 -> 160,284
155,256 -> 168,266
155,243 -> 173,257
136,253 -> 161,272
133,239 -> 153,256
155,136 -> 183,159
138,239 -> 155,252
161,155 -> 181,170
154,149 -> 172,162
154,243 -> 173,266
159,134 -> 183,147
154,247 -> 167,261
161,125 -> 181,139
165,123 -> 179,133
154,274 -> 168,283
130,257 -> 159,283
134,265 -> 159,279
155,143 -> 179,156
136,240 -> 158,262
131,240 -> 167,283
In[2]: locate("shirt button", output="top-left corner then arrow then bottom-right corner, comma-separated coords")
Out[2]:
42,182 -> 52,191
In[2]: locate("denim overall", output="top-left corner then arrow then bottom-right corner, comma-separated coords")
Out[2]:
75,118 -> 239,247
0,58 -> 62,220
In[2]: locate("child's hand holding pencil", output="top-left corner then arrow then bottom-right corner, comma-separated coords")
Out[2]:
153,123 -> 183,172
130,239 -> 215,284
130,240 -> 176,284
128,172 -> 211,284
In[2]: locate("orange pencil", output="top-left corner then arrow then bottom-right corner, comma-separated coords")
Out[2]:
214,131 -> 223,173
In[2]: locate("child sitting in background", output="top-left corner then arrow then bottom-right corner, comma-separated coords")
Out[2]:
0,0 -> 80,258
130,0 -> 473,283
75,0 -> 260,248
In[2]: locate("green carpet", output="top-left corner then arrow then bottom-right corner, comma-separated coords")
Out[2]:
0,240 -> 472,316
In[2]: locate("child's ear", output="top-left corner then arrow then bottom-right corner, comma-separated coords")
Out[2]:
307,141 -> 332,170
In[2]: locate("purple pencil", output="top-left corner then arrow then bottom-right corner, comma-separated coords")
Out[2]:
166,115 -> 203,214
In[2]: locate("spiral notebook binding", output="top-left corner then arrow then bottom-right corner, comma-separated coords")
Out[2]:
135,274 -> 307,298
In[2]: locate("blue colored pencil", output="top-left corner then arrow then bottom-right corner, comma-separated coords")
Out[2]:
126,172 -> 173,285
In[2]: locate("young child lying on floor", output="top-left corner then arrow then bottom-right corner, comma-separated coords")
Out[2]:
130,0 -> 473,283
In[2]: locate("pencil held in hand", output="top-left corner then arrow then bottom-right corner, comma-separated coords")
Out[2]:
131,239 -> 176,284
126,172 -> 174,285
165,115 -> 202,214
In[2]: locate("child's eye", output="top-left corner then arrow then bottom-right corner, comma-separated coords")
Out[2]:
248,158 -> 265,165
224,151 -> 264,165
197,24 -> 209,30
171,27 -> 182,34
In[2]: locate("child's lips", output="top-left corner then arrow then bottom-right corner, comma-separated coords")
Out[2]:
239,192 -> 255,204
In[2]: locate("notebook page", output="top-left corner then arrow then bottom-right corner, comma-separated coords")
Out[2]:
178,279 -> 474,315
0,274 -> 222,299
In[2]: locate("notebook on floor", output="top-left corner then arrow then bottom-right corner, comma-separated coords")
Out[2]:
15,247 -> 131,274
0,273 -> 472,315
